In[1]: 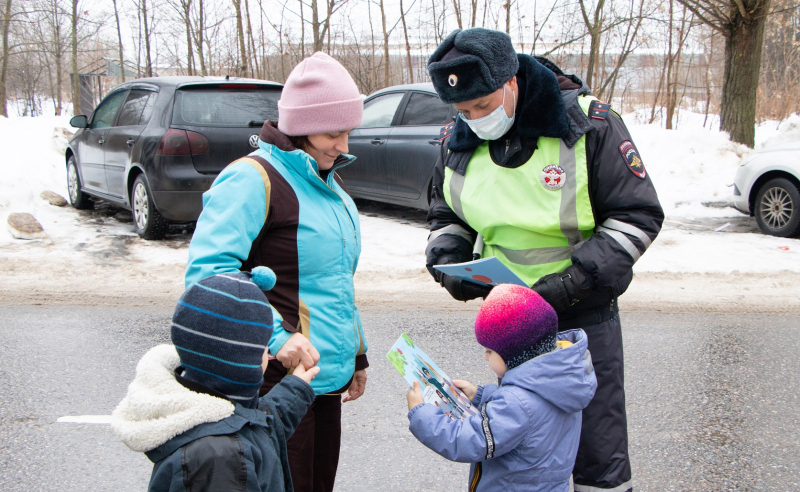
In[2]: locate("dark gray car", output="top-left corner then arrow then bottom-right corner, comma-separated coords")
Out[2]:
66,76 -> 282,239
339,83 -> 455,210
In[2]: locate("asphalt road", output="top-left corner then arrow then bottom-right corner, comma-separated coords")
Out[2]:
0,304 -> 798,491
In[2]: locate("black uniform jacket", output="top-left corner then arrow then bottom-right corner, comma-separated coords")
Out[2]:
426,54 -> 664,324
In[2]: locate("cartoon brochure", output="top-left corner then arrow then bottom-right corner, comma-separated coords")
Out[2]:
387,333 -> 478,421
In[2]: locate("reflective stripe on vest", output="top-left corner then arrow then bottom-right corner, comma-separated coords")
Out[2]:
443,96 -> 598,285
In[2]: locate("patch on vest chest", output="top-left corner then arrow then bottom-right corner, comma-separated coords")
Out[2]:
619,140 -> 646,179
540,164 -> 567,190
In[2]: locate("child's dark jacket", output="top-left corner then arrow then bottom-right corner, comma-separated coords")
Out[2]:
408,329 -> 597,492
112,345 -> 315,492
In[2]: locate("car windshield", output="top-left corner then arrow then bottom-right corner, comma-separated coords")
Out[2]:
172,87 -> 280,127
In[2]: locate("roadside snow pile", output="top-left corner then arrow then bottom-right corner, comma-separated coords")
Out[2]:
757,113 -> 800,148
0,111 -> 797,282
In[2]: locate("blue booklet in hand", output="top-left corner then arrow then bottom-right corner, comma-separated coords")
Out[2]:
433,257 -> 528,287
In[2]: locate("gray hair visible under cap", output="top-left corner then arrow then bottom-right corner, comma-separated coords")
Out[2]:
427,28 -> 519,104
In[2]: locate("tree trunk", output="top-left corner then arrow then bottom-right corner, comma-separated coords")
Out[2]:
0,0 -> 12,117
194,0 -> 206,75
380,0 -> 389,88
299,0 -> 305,58
452,0 -> 462,29
665,0 -> 675,129
245,0 -> 259,77
113,0 -> 126,81
720,6 -> 769,147
505,0 -> 510,34
182,0 -> 194,76
54,7 -> 63,115
232,0 -> 247,76
400,0 -> 413,83
312,0 -> 321,51
471,0 -> 478,27
142,0 -> 153,77
70,0 -> 80,115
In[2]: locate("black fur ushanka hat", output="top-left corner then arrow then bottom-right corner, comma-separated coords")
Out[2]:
427,28 -> 519,104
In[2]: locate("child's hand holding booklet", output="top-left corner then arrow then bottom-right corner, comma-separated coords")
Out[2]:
387,333 -> 478,421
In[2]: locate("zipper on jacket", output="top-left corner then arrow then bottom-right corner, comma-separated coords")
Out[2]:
307,158 -> 359,274
469,462 -> 482,492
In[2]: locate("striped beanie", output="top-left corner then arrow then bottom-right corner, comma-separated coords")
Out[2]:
171,267 -> 277,408
474,284 -> 558,370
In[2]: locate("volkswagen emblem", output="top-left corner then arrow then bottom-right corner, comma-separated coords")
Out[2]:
249,134 -> 260,148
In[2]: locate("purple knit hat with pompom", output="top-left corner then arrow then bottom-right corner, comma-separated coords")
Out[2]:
475,284 -> 558,370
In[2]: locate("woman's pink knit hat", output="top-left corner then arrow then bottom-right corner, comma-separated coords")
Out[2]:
278,52 -> 363,136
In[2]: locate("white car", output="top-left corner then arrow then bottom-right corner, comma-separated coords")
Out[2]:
733,140 -> 800,237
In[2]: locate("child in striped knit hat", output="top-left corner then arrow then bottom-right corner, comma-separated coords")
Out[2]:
112,267 -> 318,492
406,284 -> 598,492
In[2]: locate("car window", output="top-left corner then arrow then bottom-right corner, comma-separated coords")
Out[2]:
172,87 -> 280,127
360,93 -> 405,128
139,91 -> 157,125
399,92 -> 452,126
91,91 -> 128,129
116,90 -> 152,126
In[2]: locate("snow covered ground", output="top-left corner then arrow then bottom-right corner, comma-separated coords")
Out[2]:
0,111 -> 798,312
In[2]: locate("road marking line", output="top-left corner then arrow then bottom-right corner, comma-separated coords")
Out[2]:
57,415 -> 112,424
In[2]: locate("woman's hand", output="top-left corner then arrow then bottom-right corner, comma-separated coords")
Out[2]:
406,381 -> 424,410
293,363 -> 321,384
276,333 -> 320,369
453,379 -> 478,401
342,369 -> 367,403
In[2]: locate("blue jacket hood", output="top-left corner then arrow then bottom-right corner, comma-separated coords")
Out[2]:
501,328 -> 596,414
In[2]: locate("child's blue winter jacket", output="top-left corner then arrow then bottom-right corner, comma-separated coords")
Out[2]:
408,329 -> 597,492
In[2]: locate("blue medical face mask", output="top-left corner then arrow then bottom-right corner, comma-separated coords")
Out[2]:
459,85 -> 516,141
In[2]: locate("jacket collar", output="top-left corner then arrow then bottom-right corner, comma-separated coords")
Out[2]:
257,120 -> 356,183
145,405 -> 271,463
110,345 -> 236,454
447,55 -> 586,152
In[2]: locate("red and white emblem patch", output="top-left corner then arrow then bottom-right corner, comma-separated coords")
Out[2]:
541,165 -> 566,190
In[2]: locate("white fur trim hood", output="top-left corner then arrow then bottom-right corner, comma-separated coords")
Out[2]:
111,344 -> 235,453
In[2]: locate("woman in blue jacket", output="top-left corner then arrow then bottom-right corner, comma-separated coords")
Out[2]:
184,52 -> 367,492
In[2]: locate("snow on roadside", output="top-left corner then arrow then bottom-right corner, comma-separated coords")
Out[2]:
0,111 -> 798,284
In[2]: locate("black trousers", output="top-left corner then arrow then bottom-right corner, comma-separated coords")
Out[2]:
565,306 -> 633,492
261,360 -> 343,492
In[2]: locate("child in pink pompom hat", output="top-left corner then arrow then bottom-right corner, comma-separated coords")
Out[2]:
405,284 -> 597,492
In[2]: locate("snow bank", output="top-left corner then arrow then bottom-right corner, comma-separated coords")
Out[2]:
0,111 -> 798,286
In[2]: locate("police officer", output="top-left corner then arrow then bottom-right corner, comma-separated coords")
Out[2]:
425,28 -> 663,492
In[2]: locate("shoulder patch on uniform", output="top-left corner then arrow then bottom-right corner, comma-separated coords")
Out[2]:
589,100 -> 611,120
439,121 -> 455,141
619,140 -> 646,179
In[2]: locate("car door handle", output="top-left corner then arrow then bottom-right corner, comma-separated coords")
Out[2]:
370,138 -> 385,145
428,139 -> 443,146
126,139 -> 135,147
98,139 -> 104,145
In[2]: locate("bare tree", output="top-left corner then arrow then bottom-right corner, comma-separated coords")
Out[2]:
400,0 -> 413,83
70,0 -> 80,114
676,0 -> 775,146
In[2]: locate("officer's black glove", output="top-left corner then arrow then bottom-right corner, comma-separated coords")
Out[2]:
531,264 -> 593,313
440,273 -> 493,302
433,255 -> 492,302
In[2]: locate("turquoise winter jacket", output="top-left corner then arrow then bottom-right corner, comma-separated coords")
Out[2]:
185,127 -> 367,396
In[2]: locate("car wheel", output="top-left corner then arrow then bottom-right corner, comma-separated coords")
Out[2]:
66,156 -> 93,209
132,174 -> 169,240
754,177 -> 800,238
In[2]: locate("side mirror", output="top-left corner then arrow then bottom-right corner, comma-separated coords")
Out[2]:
70,115 -> 88,128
